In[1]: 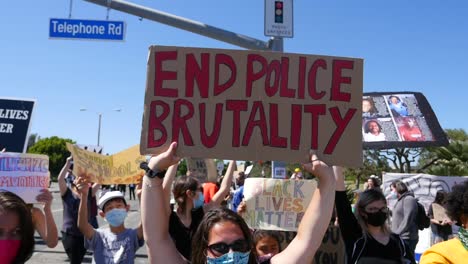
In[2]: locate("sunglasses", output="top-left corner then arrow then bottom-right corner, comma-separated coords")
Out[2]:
207,239 -> 250,256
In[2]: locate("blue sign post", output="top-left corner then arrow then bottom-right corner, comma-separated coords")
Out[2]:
49,18 -> 125,41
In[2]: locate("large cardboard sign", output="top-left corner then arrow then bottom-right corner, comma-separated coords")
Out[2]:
141,46 -> 363,167
276,226 -> 345,264
67,144 -> 146,184
362,92 -> 448,149
0,97 -> 36,153
242,178 -> 316,231
0,152 -> 49,203
185,158 -> 217,183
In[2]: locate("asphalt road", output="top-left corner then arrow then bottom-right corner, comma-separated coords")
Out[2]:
28,183 -> 148,263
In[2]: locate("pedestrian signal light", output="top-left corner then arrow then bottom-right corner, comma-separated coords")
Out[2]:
274,1 -> 283,23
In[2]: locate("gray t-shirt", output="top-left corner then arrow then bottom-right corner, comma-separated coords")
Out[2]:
85,228 -> 144,264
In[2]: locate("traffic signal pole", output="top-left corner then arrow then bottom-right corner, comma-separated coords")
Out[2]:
84,0 -> 281,51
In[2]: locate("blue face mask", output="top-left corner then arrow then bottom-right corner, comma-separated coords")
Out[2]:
206,251 -> 250,264
194,191 -> 204,209
105,208 -> 127,227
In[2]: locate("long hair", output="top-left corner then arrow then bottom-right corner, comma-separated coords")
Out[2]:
172,176 -> 199,211
355,189 -> 391,235
445,180 -> 468,224
364,120 -> 382,134
253,230 -> 282,252
191,208 -> 257,264
433,191 -> 447,205
0,191 -> 35,264
394,180 -> 408,195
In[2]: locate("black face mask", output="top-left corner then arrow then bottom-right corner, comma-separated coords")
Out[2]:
365,211 -> 388,226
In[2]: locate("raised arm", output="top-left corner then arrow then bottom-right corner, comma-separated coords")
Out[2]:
91,183 -> 101,197
271,153 -> 336,264
207,160 -> 235,210
142,142 -> 185,264
75,176 -> 95,240
162,164 -> 178,216
33,189 -> 59,248
58,156 -> 72,196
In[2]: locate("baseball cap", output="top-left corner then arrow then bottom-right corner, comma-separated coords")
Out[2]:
98,191 -> 125,210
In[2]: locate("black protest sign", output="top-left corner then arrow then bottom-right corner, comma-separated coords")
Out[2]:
362,92 -> 448,149
0,98 -> 35,153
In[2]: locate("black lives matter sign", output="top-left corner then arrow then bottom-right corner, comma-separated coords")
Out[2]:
0,98 -> 35,152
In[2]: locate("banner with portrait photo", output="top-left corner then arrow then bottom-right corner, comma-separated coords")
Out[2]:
140,46 -> 364,167
362,92 -> 448,149
0,152 -> 49,203
0,97 -> 36,153
242,178 -> 316,231
67,143 -> 146,184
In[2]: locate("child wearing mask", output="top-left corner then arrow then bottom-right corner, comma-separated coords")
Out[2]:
75,175 -> 144,263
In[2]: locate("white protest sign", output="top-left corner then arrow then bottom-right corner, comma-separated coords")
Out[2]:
0,152 -> 49,203
243,178 -> 316,231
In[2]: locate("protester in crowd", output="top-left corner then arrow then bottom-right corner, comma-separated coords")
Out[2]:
365,177 -> 382,193
231,171 -> 246,212
153,159 -> 236,260
58,156 -> 101,264
119,184 -> 127,196
75,175 -> 144,264
253,230 -> 281,264
141,142 -> 336,264
363,120 -> 386,142
391,180 -> 419,255
203,180 -> 219,204
385,181 -> 398,211
30,188 -> 59,248
388,95 -> 409,117
362,98 -> 378,118
427,191 -> 453,245
290,168 -> 303,180
129,183 -> 136,200
420,180 -> 468,263
0,191 -> 35,264
333,166 -> 415,263
398,117 -> 425,141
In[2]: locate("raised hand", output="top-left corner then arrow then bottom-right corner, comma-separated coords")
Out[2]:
147,142 -> 181,171
301,152 -> 334,182
36,189 -> 54,209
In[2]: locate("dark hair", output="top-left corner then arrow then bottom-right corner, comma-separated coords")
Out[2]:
367,178 -> 380,188
355,189 -> 390,234
433,191 -> 447,205
253,230 -> 281,251
173,176 -> 199,211
444,180 -> 468,225
191,208 -> 257,264
364,120 -> 382,134
390,181 -> 397,189
0,191 -> 35,263
394,180 -> 408,195
389,95 -> 401,103
362,98 -> 377,114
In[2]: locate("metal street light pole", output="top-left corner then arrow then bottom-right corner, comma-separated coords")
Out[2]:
80,108 -> 121,147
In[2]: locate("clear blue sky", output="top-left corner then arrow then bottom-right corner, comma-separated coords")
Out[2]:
1,0 -> 467,154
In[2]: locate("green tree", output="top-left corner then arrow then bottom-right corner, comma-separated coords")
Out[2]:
345,150 -> 392,189
418,129 -> 468,176
28,136 -> 75,181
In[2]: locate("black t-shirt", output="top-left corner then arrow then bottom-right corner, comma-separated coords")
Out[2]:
169,207 -> 204,260
355,235 -> 405,264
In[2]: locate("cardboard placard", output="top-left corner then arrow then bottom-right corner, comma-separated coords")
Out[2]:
0,152 -> 49,203
362,92 -> 449,149
66,143 -> 146,184
0,97 -> 36,153
242,178 -> 316,231
432,203 -> 451,223
185,158 -> 217,183
140,46 -> 363,167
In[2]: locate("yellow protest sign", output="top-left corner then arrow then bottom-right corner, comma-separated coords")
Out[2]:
67,143 -> 146,184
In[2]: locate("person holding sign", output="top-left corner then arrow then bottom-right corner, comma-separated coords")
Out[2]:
427,191 -> 453,245
29,188 -> 59,248
141,142 -> 337,264
333,166 -> 415,264
163,160 -> 236,260
363,120 -> 386,142
0,191 -> 35,264
420,180 -> 468,263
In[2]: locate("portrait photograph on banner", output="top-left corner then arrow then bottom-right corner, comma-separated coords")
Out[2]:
362,92 -> 449,149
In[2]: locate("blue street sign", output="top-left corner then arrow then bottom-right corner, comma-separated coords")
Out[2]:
49,18 -> 125,41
